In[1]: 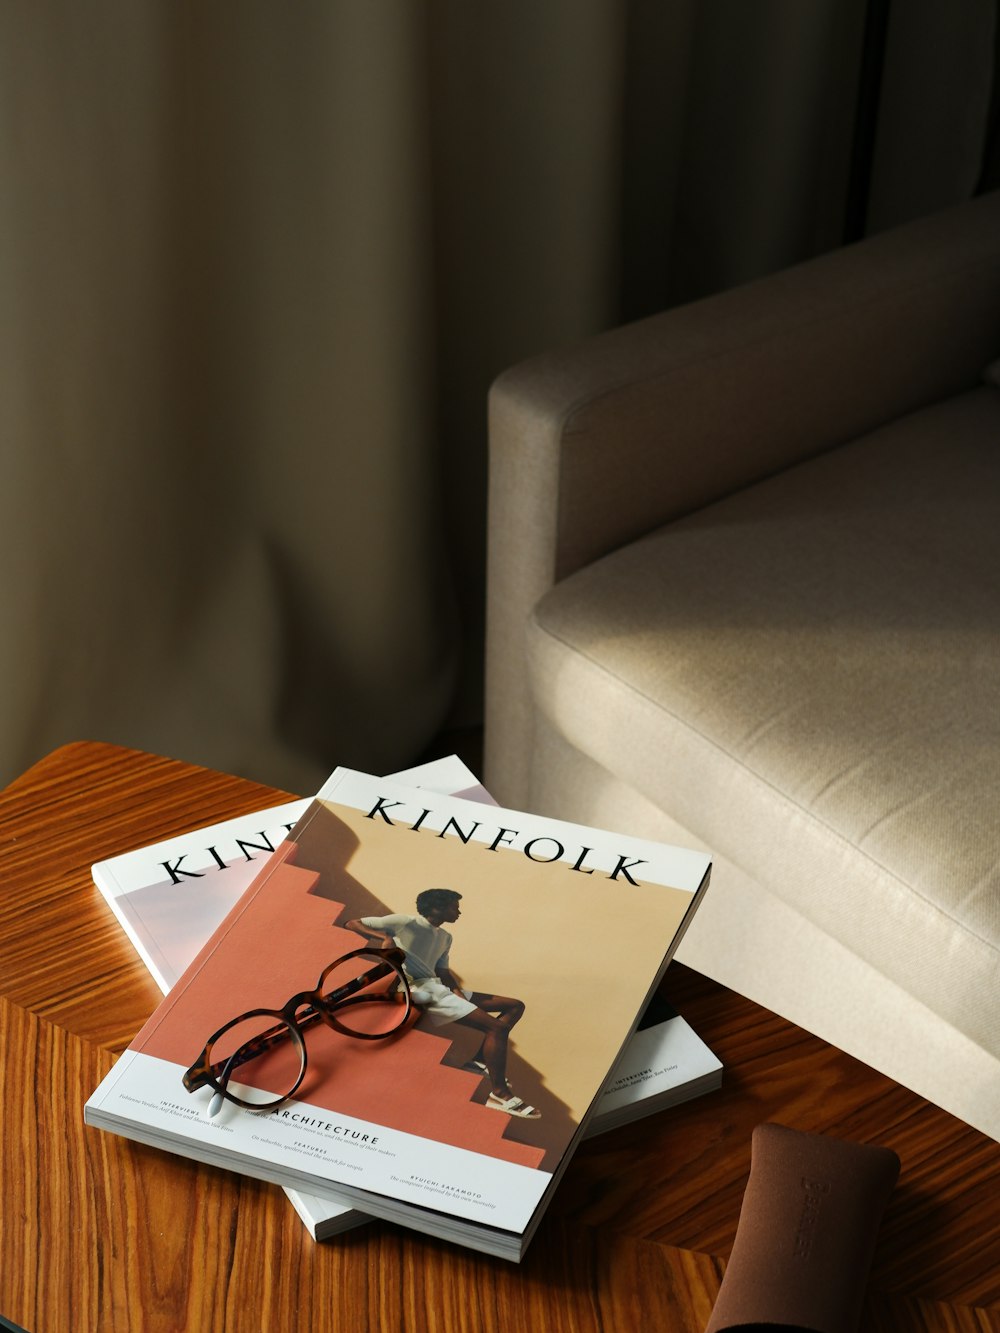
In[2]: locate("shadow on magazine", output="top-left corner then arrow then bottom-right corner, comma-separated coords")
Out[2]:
434,1012 -> 576,1174
294,801 -> 579,1170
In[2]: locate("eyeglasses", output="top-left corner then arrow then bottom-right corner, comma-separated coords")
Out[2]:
182,946 -> 413,1117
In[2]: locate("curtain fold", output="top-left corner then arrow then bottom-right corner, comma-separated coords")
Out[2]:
1,1 -> 995,792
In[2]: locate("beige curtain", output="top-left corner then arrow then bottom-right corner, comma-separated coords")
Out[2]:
1,3 -> 461,793
1,1 -> 993,792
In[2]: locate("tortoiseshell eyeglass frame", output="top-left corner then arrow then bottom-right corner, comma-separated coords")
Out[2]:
181,945 -> 412,1113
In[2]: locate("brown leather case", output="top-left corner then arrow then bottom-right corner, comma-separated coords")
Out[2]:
705,1122 -> 900,1333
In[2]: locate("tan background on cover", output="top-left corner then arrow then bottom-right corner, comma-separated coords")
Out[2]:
307,802 -> 693,1123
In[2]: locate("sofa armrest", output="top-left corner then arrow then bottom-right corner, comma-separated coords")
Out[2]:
485,191 -> 1000,803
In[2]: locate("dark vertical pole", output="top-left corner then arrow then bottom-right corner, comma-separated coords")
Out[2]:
975,1 -> 1000,192
843,0 -> 892,243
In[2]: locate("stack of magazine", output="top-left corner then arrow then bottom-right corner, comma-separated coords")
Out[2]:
86,757 -> 719,1260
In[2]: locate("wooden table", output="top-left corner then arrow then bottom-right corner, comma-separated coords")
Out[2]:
1,743 -> 998,1332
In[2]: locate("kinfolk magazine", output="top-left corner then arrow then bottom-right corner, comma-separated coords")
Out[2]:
86,768 -> 712,1260
92,755 -> 722,1240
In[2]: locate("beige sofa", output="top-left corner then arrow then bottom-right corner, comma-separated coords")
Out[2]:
484,191 -> 1000,1141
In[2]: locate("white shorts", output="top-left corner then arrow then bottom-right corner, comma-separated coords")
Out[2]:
406,975 -> 478,1026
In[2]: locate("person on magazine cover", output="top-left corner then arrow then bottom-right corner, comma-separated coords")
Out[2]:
344,889 -> 541,1119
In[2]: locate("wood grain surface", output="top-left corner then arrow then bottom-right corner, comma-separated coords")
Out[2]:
1,743 -> 998,1332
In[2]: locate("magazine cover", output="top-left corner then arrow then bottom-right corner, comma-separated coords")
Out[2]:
86,769 -> 712,1259
93,756 -> 721,1241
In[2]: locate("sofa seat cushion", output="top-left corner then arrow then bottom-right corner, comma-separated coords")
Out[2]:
528,386 -> 1000,1060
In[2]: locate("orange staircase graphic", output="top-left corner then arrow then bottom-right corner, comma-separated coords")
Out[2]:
141,841 -> 546,1171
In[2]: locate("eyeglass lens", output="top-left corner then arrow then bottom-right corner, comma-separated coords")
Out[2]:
319,952 -> 409,1038
206,1013 -> 304,1108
